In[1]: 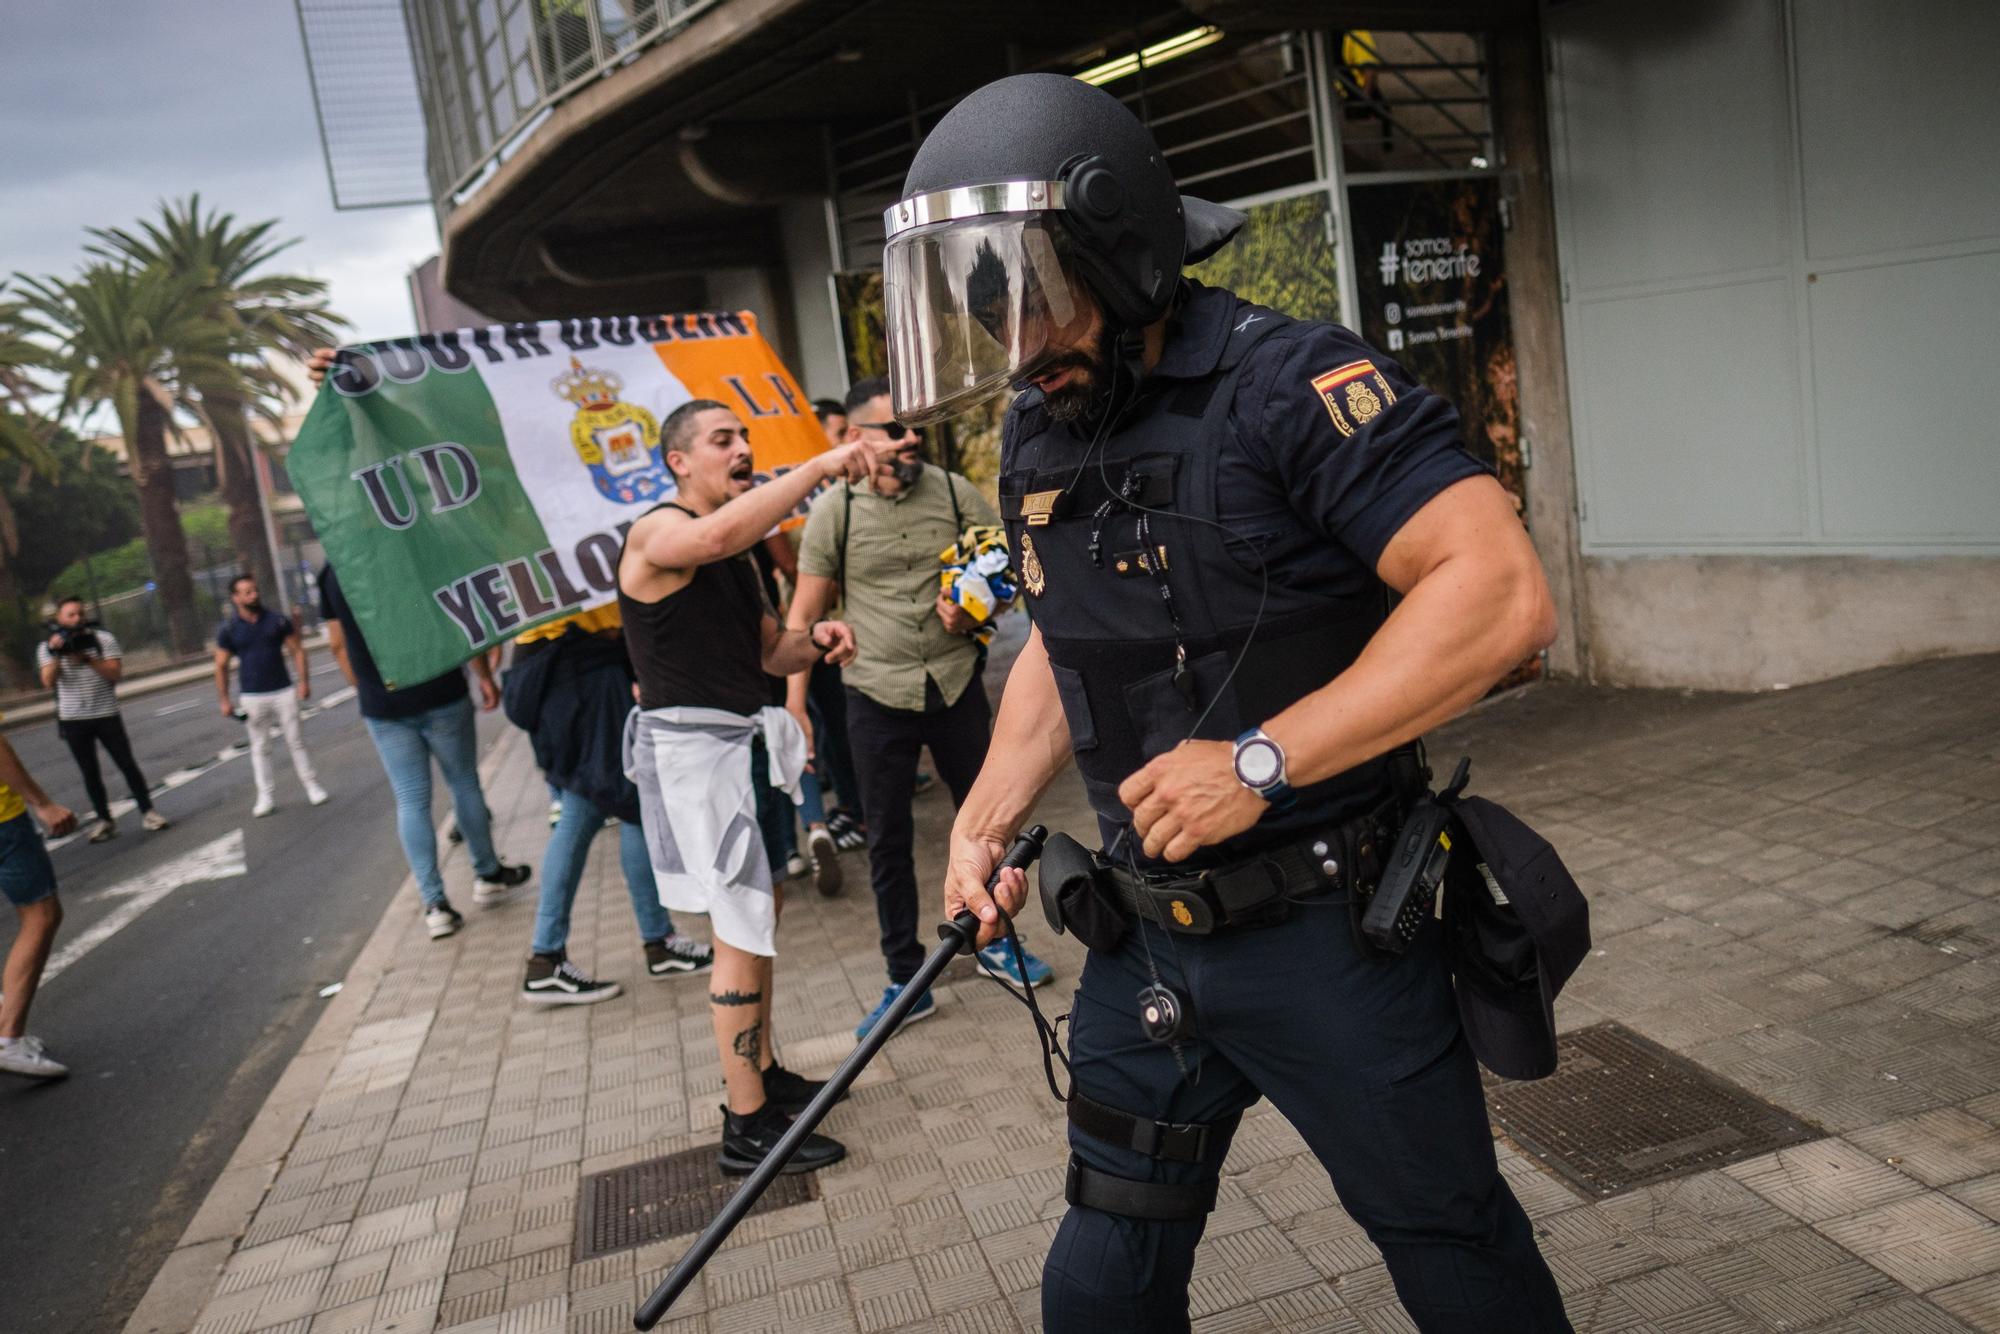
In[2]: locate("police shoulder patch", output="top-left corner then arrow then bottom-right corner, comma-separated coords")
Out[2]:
1309,359 -> 1398,438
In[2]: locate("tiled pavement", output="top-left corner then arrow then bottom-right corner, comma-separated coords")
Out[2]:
128,651 -> 2000,1334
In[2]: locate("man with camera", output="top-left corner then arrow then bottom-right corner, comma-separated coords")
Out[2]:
36,596 -> 170,843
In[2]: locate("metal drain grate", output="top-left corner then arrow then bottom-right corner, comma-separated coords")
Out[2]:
574,1146 -> 818,1260
1486,1022 -> 1818,1198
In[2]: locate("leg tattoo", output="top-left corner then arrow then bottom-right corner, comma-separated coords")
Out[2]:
731,1019 -> 764,1067
711,989 -> 763,1006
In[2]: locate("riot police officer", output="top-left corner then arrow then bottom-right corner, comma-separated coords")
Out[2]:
888,76 -> 1572,1331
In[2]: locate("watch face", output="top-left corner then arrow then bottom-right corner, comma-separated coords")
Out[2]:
1236,738 -> 1282,788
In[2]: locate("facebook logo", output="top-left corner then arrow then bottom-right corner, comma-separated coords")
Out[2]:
1387,329 -> 1405,351
1377,242 -> 1400,285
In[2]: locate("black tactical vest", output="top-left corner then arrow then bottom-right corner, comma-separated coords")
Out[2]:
1000,308 -> 1395,867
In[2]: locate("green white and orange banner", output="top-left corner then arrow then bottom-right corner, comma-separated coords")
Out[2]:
288,312 -> 827,687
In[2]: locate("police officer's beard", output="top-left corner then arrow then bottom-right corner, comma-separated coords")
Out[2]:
1040,338 -> 1120,424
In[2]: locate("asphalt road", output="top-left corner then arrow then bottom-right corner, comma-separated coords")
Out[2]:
0,662 -> 512,1334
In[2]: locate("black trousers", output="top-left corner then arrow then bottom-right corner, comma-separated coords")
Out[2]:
844,671 -> 991,983
1046,902 -> 1571,1333
58,714 -> 153,821
806,659 -> 861,814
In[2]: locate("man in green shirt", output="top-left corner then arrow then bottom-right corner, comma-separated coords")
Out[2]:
789,377 -> 1054,1037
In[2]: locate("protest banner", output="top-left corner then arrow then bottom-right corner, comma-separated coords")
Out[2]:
287,311 -> 828,687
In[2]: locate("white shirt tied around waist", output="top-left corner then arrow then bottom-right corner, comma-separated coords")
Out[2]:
621,704 -> 807,957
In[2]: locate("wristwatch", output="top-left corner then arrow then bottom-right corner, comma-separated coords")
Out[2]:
1233,727 -> 1294,807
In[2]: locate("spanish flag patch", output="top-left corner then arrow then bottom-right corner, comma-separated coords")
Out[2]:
1310,359 -> 1397,438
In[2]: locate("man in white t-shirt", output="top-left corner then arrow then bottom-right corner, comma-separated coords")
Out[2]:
35,596 -> 169,843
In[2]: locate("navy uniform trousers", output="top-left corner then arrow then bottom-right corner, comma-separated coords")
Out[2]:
1044,890 -> 1572,1332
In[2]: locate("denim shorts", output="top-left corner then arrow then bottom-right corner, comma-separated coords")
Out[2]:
0,813 -> 58,907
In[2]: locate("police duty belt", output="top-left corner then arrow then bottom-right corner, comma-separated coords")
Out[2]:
1104,814 -> 1393,934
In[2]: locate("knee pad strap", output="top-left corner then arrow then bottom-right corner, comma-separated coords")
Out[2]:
1068,1091 -> 1212,1164
1064,1155 -> 1217,1222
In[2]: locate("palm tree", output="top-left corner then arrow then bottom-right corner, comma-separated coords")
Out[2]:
14,262 -> 255,657
0,285 -> 64,687
91,196 -> 348,602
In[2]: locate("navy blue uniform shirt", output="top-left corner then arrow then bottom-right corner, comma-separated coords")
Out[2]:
216,608 -> 296,694
1165,281 -> 1489,593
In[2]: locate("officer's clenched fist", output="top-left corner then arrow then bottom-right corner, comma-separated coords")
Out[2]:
943,828 -> 1028,948
1120,740 -> 1265,863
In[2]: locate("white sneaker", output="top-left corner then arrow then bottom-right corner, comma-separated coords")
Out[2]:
0,1035 -> 69,1079
783,853 -> 808,881
141,810 -> 171,832
807,827 -> 842,897
87,818 -> 117,843
252,797 -> 275,818
306,783 -> 330,806
425,903 -> 465,939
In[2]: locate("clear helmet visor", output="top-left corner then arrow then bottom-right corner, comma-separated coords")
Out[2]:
883,213 -> 1094,425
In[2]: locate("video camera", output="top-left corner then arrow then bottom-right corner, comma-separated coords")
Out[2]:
44,619 -> 103,657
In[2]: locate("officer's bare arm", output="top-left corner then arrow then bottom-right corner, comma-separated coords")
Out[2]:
945,624 -> 1074,943
1267,474 -> 1556,785
1123,474 -> 1553,861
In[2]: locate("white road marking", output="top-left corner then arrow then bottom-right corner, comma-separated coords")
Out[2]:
44,688 -> 357,853
153,699 -> 203,717
42,829 -> 249,983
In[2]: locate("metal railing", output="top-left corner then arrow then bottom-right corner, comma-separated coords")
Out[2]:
301,0 -> 723,215
1329,30 -> 1493,177
831,30 -> 1318,273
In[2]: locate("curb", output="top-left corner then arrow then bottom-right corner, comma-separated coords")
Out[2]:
119,726 -> 526,1334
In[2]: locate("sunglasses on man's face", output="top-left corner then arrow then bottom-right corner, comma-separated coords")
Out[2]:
851,419 -> 922,442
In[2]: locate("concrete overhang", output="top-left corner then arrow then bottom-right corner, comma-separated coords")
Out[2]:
439,0 -> 1539,317
439,0 -> 1192,317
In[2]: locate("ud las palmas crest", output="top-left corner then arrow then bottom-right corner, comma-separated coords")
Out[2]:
554,356 -> 671,504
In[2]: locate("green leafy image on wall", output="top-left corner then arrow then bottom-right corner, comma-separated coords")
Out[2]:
1190,191 -> 1340,323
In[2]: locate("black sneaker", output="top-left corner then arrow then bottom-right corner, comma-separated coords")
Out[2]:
643,934 -> 714,976
473,861 -> 532,905
827,809 -> 867,852
521,954 -> 623,1005
717,1101 -> 846,1177
424,901 -> 465,940
761,1061 -> 847,1117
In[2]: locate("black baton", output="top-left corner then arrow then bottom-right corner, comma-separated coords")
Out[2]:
634,824 -> 1049,1329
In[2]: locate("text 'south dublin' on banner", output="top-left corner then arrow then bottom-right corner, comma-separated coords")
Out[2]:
288,312 -> 828,687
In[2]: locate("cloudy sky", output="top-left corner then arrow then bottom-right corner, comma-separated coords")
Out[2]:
2,1 -> 438,346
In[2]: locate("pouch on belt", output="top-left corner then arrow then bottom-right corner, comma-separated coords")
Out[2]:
1038,830 -> 1127,953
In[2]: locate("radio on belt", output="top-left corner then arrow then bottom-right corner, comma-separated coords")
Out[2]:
1361,756 -> 1470,954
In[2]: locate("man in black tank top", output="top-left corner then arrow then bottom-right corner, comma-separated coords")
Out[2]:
618,398 -> 880,1177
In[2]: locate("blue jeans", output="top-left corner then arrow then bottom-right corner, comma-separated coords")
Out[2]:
364,697 -> 498,909
532,788 -> 672,956
0,814 -> 56,907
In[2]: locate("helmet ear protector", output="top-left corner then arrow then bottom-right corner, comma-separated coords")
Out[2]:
1053,152 -> 1185,331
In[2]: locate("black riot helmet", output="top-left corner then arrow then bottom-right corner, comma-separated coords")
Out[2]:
882,72 -> 1245,424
